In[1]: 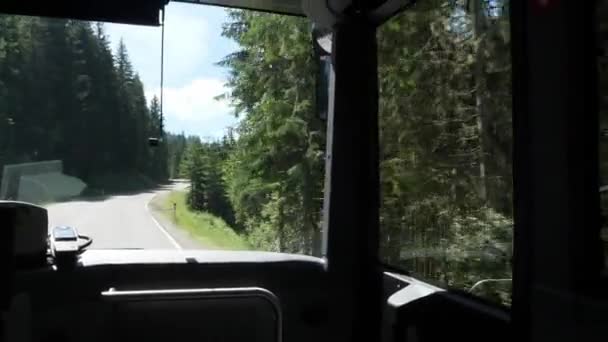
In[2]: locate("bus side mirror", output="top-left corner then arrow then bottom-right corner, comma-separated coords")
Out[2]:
148,137 -> 161,147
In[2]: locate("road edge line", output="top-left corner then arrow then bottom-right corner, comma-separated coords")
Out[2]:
145,199 -> 182,250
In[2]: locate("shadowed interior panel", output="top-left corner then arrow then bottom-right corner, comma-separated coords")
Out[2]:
109,294 -> 278,342
12,251 -> 328,342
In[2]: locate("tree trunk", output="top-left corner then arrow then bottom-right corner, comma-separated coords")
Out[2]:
277,196 -> 285,252
472,0 -> 488,203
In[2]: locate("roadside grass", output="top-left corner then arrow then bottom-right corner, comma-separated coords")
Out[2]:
159,190 -> 250,250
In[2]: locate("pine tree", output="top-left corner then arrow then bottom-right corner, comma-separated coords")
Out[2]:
114,38 -> 139,171
148,96 -> 169,180
219,11 -> 325,253
0,15 -> 171,193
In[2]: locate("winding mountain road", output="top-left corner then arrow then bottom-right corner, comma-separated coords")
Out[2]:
46,181 -> 189,249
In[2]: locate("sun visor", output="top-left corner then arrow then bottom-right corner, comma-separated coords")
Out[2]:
0,0 -> 168,26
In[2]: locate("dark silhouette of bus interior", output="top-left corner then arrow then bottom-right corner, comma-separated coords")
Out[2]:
1,1 -> 605,342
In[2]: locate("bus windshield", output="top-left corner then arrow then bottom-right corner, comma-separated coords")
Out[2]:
0,4 -> 326,253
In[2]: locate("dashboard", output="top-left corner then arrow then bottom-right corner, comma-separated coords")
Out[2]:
7,250 -> 329,342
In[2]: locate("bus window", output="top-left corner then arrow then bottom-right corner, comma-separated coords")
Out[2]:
377,0 -> 513,306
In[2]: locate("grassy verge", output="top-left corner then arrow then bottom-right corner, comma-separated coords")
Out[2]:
159,190 -> 250,250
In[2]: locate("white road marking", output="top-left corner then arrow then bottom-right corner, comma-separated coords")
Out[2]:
145,200 -> 182,250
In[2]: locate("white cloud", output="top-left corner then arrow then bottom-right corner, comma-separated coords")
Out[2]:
103,3 -> 240,138
163,7 -> 213,85
147,78 -> 229,120
105,3 -> 212,88
146,78 -> 237,137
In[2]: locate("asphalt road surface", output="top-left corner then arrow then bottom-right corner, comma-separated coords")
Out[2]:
46,181 -> 188,249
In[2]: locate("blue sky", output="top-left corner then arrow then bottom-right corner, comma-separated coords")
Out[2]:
104,3 -> 239,139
